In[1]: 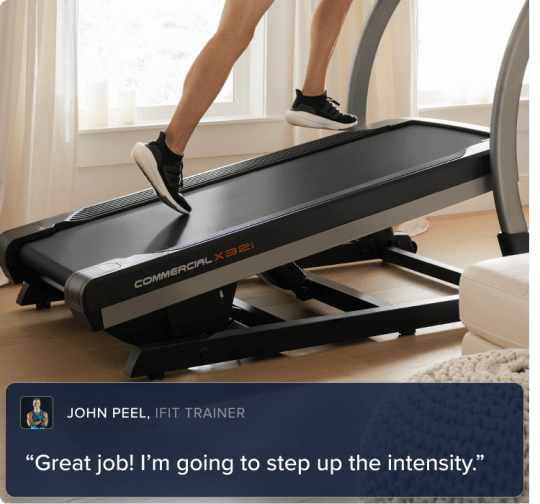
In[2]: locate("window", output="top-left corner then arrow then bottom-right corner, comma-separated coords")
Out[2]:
78,0 -> 251,128
418,0 -> 529,108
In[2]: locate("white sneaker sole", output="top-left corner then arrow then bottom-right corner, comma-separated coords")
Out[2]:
285,110 -> 357,131
131,143 -> 191,214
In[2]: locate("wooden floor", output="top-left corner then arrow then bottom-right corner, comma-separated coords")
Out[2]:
0,208 -> 528,502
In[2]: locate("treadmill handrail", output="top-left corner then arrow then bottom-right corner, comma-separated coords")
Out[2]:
346,0 -> 529,243
344,0 -> 401,127
490,0 -> 529,236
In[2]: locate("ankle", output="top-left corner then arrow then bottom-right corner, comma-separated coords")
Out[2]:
165,141 -> 184,158
301,87 -> 326,98
156,131 -> 184,166
162,131 -> 185,157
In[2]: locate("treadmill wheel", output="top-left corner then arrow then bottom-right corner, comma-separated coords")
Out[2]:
147,372 -> 165,381
411,241 -> 418,253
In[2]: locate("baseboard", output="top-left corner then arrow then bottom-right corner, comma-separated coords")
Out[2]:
428,176 -> 529,216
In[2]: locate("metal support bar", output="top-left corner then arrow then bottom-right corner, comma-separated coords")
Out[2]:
304,271 -> 390,310
297,242 -> 374,269
297,230 -> 410,269
345,0 -> 401,124
124,296 -> 459,377
490,0 -> 529,239
380,247 -> 463,286
232,299 -> 284,327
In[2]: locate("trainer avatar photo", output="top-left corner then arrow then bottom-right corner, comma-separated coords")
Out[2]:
21,397 -> 52,429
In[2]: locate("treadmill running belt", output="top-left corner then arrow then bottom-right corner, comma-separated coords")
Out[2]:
18,124 -> 487,285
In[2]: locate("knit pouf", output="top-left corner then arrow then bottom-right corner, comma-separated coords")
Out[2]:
358,348 -> 529,503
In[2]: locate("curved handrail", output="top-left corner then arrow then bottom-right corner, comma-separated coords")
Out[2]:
345,0 -> 529,255
490,0 -> 529,248
345,0 -> 401,125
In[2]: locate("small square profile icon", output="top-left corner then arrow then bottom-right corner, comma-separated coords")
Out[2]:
21,397 -> 53,429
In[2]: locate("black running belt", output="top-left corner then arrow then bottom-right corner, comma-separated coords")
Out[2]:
18,123 -> 488,285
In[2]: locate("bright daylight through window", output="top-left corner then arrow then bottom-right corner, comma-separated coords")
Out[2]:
418,0 -> 529,107
77,0 -> 530,126
78,0 -> 231,127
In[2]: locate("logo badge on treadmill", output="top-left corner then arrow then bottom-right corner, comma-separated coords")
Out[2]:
214,243 -> 255,261
134,242 -> 255,289
134,258 -> 212,289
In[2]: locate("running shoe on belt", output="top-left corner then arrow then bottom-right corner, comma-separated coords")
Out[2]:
286,89 -> 357,130
131,131 -> 192,214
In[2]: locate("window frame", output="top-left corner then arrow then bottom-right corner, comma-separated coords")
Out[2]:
418,83 -> 529,110
77,0 -> 259,129
76,3 -> 294,171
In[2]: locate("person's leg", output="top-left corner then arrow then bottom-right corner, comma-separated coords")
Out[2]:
164,0 -> 274,155
286,0 -> 356,131
132,0 -> 273,213
302,0 -> 354,96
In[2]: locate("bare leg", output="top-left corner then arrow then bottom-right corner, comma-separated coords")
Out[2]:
302,0 -> 354,96
164,0 -> 274,155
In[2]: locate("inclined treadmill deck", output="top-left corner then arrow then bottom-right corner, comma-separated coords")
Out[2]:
0,118 -> 492,377
18,121 -> 488,287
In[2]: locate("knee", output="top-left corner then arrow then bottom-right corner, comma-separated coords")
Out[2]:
213,25 -> 255,56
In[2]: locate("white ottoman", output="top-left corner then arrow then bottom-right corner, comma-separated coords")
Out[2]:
459,253 -> 529,355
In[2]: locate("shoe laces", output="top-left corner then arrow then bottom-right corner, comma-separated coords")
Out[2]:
175,162 -> 184,188
327,96 -> 343,111
327,97 -> 340,107
165,162 -> 184,189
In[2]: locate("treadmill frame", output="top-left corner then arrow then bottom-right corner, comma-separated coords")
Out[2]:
125,232 -> 463,378
2,117 -> 491,378
0,117 -> 491,336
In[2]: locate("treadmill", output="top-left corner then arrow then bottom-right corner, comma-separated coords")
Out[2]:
0,0 -> 529,379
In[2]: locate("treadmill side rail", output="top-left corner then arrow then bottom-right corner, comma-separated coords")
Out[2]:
0,223 -> 56,284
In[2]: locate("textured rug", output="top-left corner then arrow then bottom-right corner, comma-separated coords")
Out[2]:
359,348 -> 529,503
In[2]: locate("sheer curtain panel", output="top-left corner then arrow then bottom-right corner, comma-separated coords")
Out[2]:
0,0 -> 78,286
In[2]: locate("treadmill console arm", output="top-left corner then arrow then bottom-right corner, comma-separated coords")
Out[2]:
345,0 -> 401,126
490,0 -> 529,255
347,0 -> 529,256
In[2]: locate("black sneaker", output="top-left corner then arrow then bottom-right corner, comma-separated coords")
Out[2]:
131,132 -> 192,214
286,89 -> 357,130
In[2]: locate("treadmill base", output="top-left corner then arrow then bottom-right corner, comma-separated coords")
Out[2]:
105,283 -> 238,346
123,230 -> 463,378
125,295 -> 459,378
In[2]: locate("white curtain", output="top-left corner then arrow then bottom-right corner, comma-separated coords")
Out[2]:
0,0 -> 78,286
291,0 -> 428,237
